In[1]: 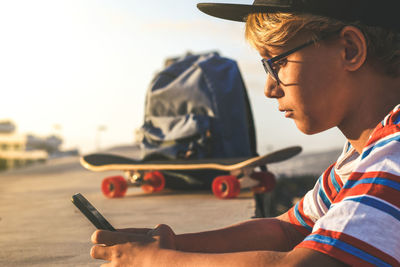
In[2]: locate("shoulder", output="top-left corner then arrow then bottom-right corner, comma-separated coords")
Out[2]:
364,104 -> 400,151
357,104 -> 400,173
292,105 -> 400,266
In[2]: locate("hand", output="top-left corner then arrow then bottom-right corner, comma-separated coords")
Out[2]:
90,224 -> 176,266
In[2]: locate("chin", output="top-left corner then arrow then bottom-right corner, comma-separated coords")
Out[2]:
295,121 -> 325,135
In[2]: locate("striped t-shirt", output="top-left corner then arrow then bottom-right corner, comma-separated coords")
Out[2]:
288,104 -> 400,266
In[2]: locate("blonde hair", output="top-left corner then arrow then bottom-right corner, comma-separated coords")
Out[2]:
245,13 -> 400,76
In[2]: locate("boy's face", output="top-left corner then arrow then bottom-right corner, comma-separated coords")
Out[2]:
259,34 -> 354,135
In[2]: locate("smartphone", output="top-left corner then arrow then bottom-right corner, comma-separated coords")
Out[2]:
71,193 -> 116,231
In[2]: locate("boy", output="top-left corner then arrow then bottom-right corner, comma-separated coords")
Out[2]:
90,0 -> 400,266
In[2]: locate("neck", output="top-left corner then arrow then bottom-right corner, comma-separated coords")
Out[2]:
338,73 -> 400,154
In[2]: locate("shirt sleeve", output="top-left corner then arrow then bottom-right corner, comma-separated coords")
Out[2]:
288,163 -> 339,236
295,125 -> 400,266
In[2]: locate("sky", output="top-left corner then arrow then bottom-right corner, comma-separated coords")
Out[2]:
0,0 -> 345,154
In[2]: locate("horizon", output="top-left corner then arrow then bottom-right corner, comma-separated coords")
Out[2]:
0,0 -> 345,155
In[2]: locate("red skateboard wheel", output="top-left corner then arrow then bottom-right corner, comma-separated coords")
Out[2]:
212,175 -> 240,199
101,176 -> 128,198
141,171 -> 166,193
251,171 -> 276,193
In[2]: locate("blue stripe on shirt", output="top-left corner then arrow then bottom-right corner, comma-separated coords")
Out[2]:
394,114 -> 400,125
304,234 -> 391,267
346,195 -> 400,222
362,134 -> 400,159
294,202 -> 313,232
345,142 -> 352,153
343,177 -> 400,191
329,167 -> 341,193
318,176 -> 332,209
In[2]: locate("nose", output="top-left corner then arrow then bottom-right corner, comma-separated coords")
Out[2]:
264,75 -> 284,99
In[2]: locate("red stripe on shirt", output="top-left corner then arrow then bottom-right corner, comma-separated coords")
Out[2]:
333,168 -> 344,187
299,229 -> 399,267
334,171 -> 400,207
298,198 -> 315,228
335,183 -> 400,208
388,108 -> 400,125
324,164 -> 340,202
366,124 -> 400,147
288,206 -> 311,236
298,241 -> 376,267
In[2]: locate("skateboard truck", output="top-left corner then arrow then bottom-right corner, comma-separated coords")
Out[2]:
125,170 -> 143,186
101,171 -> 167,197
126,170 -> 166,193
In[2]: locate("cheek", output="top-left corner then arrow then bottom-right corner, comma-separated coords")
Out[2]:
279,63 -> 301,85
281,66 -> 313,109
279,50 -> 346,133
283,68 -> 336,133
289,58 -> 338,109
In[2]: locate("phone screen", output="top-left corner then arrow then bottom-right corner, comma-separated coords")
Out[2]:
71,193 -> 116,231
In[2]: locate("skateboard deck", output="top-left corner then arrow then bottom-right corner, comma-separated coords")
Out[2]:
81,146 -> 302,172
80,146 -> 302,199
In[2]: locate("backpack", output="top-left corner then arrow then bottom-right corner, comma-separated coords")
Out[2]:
137,52 -> 257,161
136,52 -> 273,217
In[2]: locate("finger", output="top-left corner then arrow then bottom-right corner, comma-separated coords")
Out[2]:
148,224 -> 163,235
149,224 -> 172,236
92,229 -> 153,245
91,230 -> 128,245
117,228 -> 152,235
91,245 -> 112,260
149,224 -> 175,249
91,230 -> 111,244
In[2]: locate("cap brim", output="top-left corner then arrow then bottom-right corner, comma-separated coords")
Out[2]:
197,3 -> 290,22
197,2 -> 399,31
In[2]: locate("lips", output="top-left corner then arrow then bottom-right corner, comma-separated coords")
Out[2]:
278,107 -> 293,112
284,110 -> 294,118
279,107 -> 294,118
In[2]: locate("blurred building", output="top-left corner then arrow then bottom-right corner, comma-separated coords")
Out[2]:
0,120 -> 48,170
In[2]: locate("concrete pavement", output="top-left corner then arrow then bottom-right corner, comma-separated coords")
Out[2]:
0,156 -> 255,266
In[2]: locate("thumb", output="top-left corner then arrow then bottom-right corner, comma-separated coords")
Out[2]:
148,224 -> 173,236
149,224 -> 176,249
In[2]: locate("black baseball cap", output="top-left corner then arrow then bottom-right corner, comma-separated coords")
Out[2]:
197,0 -> 399,31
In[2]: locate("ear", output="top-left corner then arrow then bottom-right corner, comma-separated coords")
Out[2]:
339,26 -> 368,72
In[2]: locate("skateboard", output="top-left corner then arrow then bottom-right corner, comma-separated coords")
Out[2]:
80,146 -> 302,199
